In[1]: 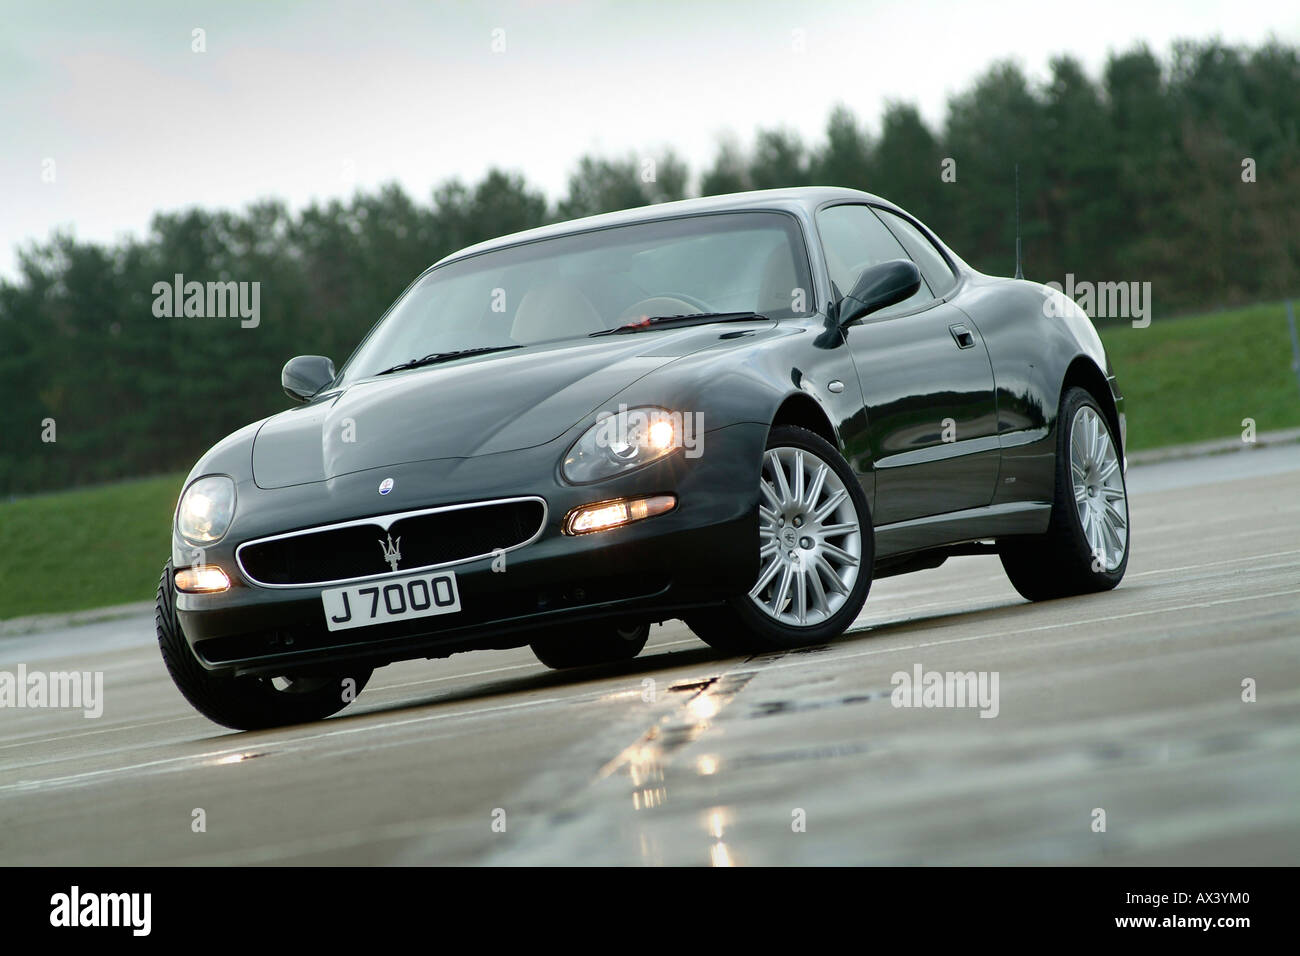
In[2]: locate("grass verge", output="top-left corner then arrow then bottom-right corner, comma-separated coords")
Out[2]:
1099,300 -> 1300,450
0,473 -> 182,621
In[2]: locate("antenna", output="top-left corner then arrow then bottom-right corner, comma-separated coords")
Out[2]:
1014,163 -> 1023,280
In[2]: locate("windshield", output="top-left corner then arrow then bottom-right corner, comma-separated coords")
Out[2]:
338,211 -> 813,384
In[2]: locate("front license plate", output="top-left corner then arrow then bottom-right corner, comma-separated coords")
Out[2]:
321,570 -> 461,632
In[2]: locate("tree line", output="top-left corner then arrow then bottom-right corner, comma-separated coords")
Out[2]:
2,38 -> 1297,495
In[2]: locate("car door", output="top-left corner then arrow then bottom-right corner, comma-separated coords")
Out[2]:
817,203 -> 999,526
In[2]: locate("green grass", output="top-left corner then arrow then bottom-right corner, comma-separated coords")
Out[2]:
3,300 -> 1299,620
0,473 -> 182,621
1099,301 -> 1300,451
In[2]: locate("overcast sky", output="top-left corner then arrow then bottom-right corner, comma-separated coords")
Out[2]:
3,0 -> 1297,278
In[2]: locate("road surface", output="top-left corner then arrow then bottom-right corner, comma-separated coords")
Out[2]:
2,445 -> 1298,865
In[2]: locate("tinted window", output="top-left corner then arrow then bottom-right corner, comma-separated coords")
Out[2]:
816,204 -> 933,317
875,208 -> 957,298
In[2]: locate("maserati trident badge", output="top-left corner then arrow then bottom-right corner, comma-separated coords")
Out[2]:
378,477 -> 394,495
379,534 -> 402,572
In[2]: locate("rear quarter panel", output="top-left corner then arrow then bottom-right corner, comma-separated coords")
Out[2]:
952,274 -> 1114,505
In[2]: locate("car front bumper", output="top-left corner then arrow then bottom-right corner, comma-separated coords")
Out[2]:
173,422 -> 765,677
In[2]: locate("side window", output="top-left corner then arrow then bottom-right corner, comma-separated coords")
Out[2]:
875,208 -> 958,298
816,204 -> 933,317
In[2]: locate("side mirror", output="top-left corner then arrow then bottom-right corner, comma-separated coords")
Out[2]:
282,355 -> 336,403
837,259 -> 922,326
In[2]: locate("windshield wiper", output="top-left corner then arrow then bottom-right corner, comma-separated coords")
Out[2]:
375,346 -> 522,376
589,311 -> 770,336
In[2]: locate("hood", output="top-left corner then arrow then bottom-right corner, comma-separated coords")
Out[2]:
251,333 -> 717,488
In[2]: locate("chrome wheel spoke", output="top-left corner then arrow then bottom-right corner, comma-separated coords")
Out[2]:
1100,513 -> 1123,555
1097,452 -> 1119,481
815,554 -> 849,594
770,455 -> 793,506
804,463 -> 828,510
794,566 -> 808,624
820,541 -> 860,568
806,563 -> 829,613
1104,499 -> 1128,532
750,555 -> 782,597
1071,429 -> 1088,465
819,521 -> 856,537
813,488 -> 847,523
772,563 -> 794,613
1087,513 -> 1104,560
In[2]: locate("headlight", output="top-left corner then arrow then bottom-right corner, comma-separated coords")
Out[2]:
562,406 -> 681,483
177,476 -> 237,545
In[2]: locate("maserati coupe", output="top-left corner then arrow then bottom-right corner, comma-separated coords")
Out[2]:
157,186 -> 1129,729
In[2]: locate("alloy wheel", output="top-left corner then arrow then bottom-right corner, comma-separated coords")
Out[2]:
1069,405 -> 1128,571
749,445 -> 863,626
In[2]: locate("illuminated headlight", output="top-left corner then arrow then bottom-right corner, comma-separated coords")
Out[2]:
562,406 -> 682,483
175,566 -> 231,593
564,494 -> 677,534
177,476 -> 237,545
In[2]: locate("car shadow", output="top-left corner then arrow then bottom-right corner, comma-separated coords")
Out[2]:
340,597 -> 1030,721
203,596 -> 1033,738
347,643 -> 739,719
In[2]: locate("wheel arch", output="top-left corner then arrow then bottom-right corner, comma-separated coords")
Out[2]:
1061,356 -> 1122,459
769,391 -> 839,449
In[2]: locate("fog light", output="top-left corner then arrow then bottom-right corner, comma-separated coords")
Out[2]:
564,494 -> 677,535
175,566 -> 231,593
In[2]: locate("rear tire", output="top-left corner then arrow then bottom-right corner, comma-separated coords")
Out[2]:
156,563 -> 372,730
686,424 -> 874,653
530,620 -> 650,669
999,386 -> 1130,601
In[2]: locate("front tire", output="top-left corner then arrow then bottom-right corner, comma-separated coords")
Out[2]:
687,424 -> 874,653
999,386 -> 1130,600
530,620 -> 650,669
156,563 -> 372,730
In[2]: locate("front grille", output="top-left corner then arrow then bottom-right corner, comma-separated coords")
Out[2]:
237,497 -> 547,586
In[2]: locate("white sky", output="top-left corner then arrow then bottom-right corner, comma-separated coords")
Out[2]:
2,0 -> 1297,278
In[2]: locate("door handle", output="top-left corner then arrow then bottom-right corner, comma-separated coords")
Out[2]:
949,324 -> 976,349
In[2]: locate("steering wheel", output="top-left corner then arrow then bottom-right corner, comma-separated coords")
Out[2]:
616,292 -> 713,323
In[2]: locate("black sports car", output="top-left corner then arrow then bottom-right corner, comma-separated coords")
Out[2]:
158,186 -> 1129,729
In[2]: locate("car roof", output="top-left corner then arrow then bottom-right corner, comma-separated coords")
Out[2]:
433,186 -> 899,267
